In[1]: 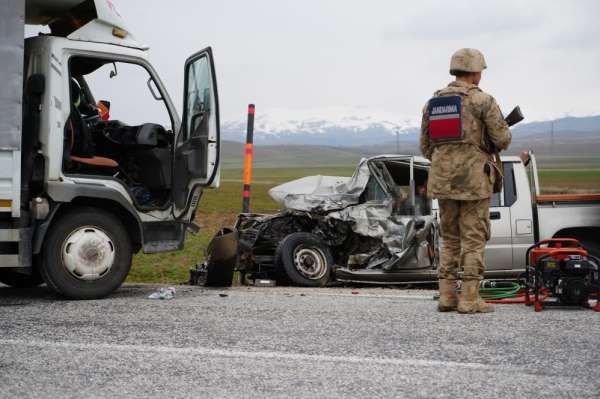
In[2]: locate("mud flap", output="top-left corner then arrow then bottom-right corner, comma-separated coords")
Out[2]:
204,227 -> 238,287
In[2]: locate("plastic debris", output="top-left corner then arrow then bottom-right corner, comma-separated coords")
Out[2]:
254,279 -> 276,287
219,293 -> 228,297
148,287 -> 176,300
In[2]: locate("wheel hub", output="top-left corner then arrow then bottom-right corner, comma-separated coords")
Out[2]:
62,227 -> 115,281
294,247 -> 327,280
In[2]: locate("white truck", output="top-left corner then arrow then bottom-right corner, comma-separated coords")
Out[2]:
0,0 -> 221,298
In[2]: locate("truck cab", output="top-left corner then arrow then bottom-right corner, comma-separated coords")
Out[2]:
0,0 -> 221,298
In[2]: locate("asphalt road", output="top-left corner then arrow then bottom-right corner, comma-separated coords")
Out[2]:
0,284 -> 598,398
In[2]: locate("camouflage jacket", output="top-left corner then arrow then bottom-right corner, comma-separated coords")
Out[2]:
420,81 -> 511,200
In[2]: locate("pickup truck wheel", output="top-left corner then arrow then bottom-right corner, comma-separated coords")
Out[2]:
275,232 -> 332,287
41,207 -> 132,300
0,269 -> 43,288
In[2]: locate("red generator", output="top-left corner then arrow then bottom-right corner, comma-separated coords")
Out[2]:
525,238 -> 600,312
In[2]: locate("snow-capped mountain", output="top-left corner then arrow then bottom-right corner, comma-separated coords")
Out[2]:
222,107 -> 421,146
221,108 -> 600,146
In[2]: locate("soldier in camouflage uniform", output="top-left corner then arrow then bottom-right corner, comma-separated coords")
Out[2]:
420,48 -> 511,313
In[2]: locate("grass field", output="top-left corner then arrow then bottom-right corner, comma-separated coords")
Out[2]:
127,161 -> 600,284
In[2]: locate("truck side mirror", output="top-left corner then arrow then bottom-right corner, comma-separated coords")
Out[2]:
109,62 -> 118,79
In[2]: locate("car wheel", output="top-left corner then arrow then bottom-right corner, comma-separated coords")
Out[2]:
0,269 -> 43,288
275,232 -> 332,287
40,207 -> 132,300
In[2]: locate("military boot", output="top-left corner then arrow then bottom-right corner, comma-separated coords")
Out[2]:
437,279 -> 458,312
457,280 -> 495,314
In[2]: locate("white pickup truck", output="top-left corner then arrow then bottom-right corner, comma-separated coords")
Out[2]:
234,152 -> 600,285
483,151 -> 600,277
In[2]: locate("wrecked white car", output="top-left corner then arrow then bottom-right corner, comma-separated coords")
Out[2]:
235,155 -> 440,286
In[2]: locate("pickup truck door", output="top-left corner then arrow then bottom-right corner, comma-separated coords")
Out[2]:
484,162 -> 515,270
172,47 -> 220,214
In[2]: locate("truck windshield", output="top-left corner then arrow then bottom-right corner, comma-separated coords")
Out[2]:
72,58 -> 172,129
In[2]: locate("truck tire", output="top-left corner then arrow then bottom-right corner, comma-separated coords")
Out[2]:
0,269 -> 43,288
275,232 -> 332,287
40,207 -> 132,300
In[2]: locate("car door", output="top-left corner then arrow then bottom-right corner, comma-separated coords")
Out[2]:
484,162 -> 515,270
172,47 -> 220,215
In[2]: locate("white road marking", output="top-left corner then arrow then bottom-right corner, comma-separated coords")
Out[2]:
241,290 -> 435,300
301,292 -> 433,300
0,338 -> 516,372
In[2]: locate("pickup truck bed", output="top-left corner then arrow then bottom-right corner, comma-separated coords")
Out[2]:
536,193 -> 600,203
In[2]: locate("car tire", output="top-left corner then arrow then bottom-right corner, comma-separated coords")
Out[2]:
275,232 -> 332,287
0,269 -> 44,288
40,207 -> 132,300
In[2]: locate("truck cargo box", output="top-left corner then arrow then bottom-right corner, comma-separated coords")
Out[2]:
0,0 -> 25,215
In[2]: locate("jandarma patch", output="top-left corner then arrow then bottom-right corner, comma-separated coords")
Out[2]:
428,96 -> 463,142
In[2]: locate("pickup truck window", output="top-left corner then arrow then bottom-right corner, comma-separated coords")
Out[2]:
491,192 -> 501,207
503,162 -> 517,207
490,162 -> 517,207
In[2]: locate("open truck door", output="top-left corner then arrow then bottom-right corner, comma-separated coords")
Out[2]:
173,47 -> 220,214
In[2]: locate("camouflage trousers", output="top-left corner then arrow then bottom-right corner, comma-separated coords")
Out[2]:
438,198 -> 490,281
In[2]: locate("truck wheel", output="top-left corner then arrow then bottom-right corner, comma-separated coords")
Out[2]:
41,207 -> 132,299
0,269 -> 43,288
275,232 -> 332,287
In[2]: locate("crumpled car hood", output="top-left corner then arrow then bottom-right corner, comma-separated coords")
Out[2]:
268,160 -> 370,212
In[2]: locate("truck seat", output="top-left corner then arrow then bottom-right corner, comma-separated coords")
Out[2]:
67,117 -> 119,171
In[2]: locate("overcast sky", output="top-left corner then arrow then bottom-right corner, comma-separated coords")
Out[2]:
38,0 -> 600,123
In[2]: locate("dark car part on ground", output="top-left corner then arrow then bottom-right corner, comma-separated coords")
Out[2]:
190,227 -> 238,287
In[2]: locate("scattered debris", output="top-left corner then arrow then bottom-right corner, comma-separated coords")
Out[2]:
148,287 -> 176,300
189,262 -> 208,286
219,293 -> 229,298
254,279 -> 276,287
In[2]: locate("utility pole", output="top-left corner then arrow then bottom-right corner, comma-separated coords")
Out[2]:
550,121 -> 555,149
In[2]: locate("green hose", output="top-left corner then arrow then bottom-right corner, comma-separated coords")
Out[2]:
433,281 -> 524,301
478,282 -> 522,300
